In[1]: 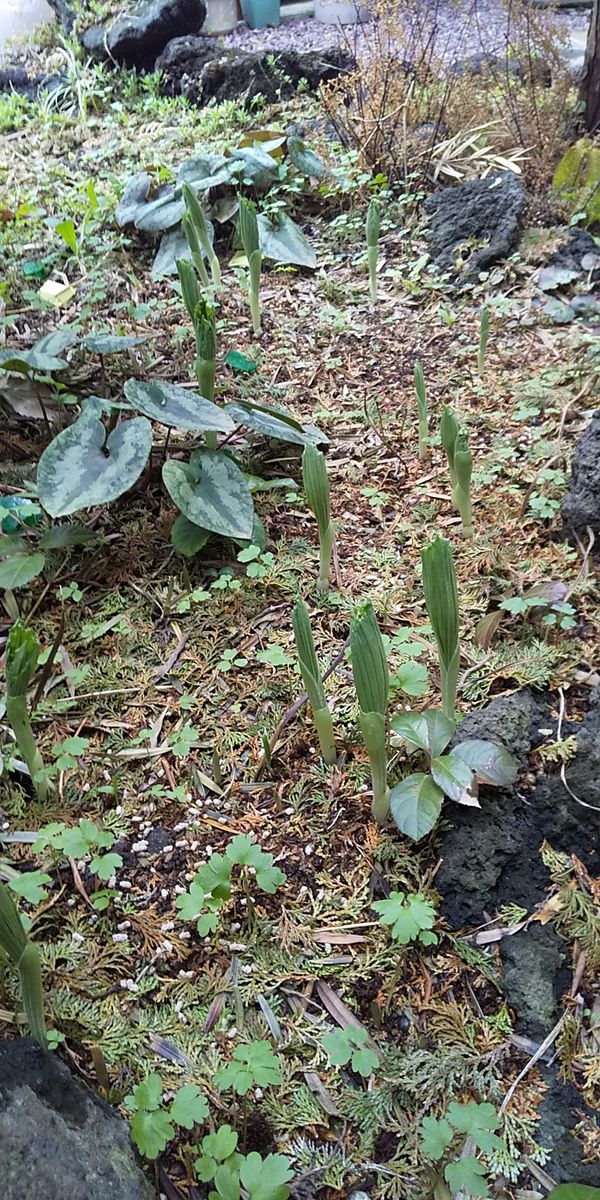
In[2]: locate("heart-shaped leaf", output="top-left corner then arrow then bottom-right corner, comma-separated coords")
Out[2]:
37,403 -> 152,517
124,380 -> 234,433
257,213 -> 317,268
390,773 -> 444,840
450,738 -> 518,786
171,514 -> 211,557
135,189 -> 185,233
287,136 -> 325,178
225,399 -> 326,446
115,172 -> 151,227
431,754 -> 477,803
177,151 -> 230,187
83,334 -> 146,355
163,451 -> 254,541
228,145 -> 279,187
0,551 -> 46,589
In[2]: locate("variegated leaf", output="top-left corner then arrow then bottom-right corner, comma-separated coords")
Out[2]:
124,380 -> 235,433
37,403 -> 152,517
162,451 -> 254,541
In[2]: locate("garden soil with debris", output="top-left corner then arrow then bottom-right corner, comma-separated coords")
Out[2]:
0,12 -> 600,1200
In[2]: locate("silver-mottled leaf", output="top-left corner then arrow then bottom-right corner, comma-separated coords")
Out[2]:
287,136 -> 325,178
225,399 -> 326,445
134,188 -> 185,233
257,213 -> 317,268
37,403 -> 152,517
152,222 -> 213,279
162,452 -> 254,541
83,334 -> 146,355
115,172 -> 151,227
171,514 -> 211,557
124,380 -> 234,432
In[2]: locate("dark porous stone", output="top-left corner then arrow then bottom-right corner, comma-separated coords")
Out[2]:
500,924 -> 567,1041
46,0 -> 77,31
545,227 -> 600,278
81,0 -> 207,70
452,689 -> 545,765
0,1038 -> 155,1200
155,38 -> 354,105
0,68 -> 65,100
449,51 -> 551,85
424,171 -> 526,277
562,411 -> 600,539
537,1067 -> 600,1186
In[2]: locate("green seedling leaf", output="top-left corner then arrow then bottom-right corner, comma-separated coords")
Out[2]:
239,1152 -> 294,1200
391,710 -> 455,758
226,834 -> 286,893
8,870 -> 52,905
444,1157 -> 490,1198
176,881 -> 209,923
130,1107 -> 174,1159
446,1102 -> 502,1154
390,773 -> 444,840
170,1084 -> 209,1129
420,1114 -> 454,1160
548,1188 -> 600,1200
215,1041 -> 281,1096
163,453 -> 254,542
124,379 -> 234,433
37,402 -> 152,518
212,1158 -> 243,1200
372,890 -> 437,944
450,739 -> 518,787
323,1024 -> 379,1077
125,1072 -> 163,1113
392,661 -> 429,697
431,755 -> 477,804
55,219 -> 78,255
90,852 -> 123,880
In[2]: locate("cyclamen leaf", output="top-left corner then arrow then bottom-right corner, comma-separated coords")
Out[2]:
430,755 -> 477,804
162,453 -> 254,542
390,773 -> 444,841
37,404 -> 152,518
124,379 -> 234,433
450,739 -> 518,787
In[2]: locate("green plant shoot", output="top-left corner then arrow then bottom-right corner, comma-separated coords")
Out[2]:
302,443 -> 335,593
414,362 -> 428,460
239,196 -> 262,336
421,537 -> 460,720
366,199 -> 380,304
478,305 -> 490,377
0,883 -> 46,1046
182,181 -> 221,290
350,601 -> 390,823
453,431 -> 474,538
5,621 -> 47,802
292,599 -> 337,765
440,405 -> 459,486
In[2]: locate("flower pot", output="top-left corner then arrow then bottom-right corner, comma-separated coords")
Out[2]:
240,0 -> 280,28
314,0 -> 369,23
204,0 -> 238,32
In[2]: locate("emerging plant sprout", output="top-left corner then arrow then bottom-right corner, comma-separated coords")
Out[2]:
292,599 -> 337,766
366,200 -> 380,304
478,305 -> 490,378
421,537 -> 460,720
414,362 -> 428,460
350,601 -> 390,823
440,405 -> 459,486
302,443 -> 335,594
0,883 -> 46,1046
5,621 -> 47,802
453,431 -> 474,538
238,197 -> 262,336
182,181 -> 221,291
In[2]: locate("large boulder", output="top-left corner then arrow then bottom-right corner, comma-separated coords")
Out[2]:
155,37 -> 354,105
562,411 -> 600,538
79,0 -> 206,69
0,1038 -> 155,1200
424,171 -> 526,277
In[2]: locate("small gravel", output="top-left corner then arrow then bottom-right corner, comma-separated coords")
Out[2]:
222,0 -> 589,66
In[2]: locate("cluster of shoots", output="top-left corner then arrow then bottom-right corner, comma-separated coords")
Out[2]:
238,197 -> 262,336
0,883 -> 46,1046
292,600 -> 337,766
350,601 -> 390,823
181,181 -> 221,292
421,536 -> 460,720
413,362 -> 428,460
366,200 -> 381,304
302,443 -> 335,594
5,621 -> 47,803
478,304 -> 490,378
440,406 -> 474,538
